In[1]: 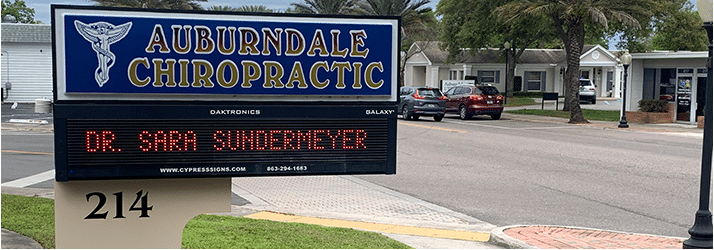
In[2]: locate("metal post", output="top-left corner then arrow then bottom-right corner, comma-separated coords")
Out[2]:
618,64 -> 629,128
683,21 -> 713,249
505,52 -> 508,105
504,41 -> 510,105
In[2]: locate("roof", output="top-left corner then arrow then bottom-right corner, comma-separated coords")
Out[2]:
410,42 -> 603,65
1,23 -> 52,43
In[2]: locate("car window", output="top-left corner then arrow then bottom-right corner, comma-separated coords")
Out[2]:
477,86 -> 500,95
444,87 -> 456,96
471,87 -> 481,95
417,89 -> 443,97
457,87 -> 469,95
580,80 -> 592,87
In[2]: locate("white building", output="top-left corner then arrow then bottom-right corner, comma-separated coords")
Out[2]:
404,42 -> 708,124
1,23 -> 54,103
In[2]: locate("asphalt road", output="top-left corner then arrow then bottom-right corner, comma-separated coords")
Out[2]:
1,130 -> 55,189
358,114 -> 703,238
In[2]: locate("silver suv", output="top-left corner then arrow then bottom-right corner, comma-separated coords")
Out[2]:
398,87 -> 446,121
579,79 -> 597,104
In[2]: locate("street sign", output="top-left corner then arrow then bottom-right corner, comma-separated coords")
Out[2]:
52,5 -> 399,181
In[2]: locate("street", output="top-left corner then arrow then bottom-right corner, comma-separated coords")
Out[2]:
359,114 -> 703,238
1,112 -> 705,238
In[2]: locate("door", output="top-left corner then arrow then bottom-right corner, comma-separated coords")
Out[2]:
676,70 -> 693,122
444,87 -> 458,112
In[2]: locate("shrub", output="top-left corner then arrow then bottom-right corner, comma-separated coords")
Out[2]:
638,100 -> 669,112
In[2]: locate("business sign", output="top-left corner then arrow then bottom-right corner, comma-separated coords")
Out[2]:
52,6 -> 399,181
53,5 -> 399,101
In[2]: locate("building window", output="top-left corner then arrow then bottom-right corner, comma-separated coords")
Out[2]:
525,71 -> 546,91
449,70 -> 459,80
477,70 -> 500,83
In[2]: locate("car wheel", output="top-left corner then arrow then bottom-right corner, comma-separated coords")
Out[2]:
434,115 -> 443,122
402,105 -> 411,120
592,98 -> 597,104
459,105 -> 471,120
491,113 -> 502,120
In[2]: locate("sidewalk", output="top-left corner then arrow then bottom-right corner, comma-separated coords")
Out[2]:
1,102 -> 692,249
0,178 -> 687,249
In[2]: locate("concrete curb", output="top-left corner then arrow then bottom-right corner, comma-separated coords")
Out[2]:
488,225 -> 538,249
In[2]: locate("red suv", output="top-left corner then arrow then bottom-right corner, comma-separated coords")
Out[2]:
443,85 -> 504,120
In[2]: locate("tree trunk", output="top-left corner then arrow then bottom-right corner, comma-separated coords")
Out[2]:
506,48 -> 516,97
566,19 -> 588,124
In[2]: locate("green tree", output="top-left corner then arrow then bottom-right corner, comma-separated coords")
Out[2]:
609,0 -> 705,53
90,0 -> 206,10
497,0 -> 655,124
651,3 -> 707,51
438,0 -> 557,98
1,0 -> 35,23
356,0 -> 436,86
290,0 -> 358,14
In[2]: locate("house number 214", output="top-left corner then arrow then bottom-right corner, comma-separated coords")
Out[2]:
85,190 -> 153,219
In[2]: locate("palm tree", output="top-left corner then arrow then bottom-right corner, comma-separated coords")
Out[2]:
290,0 -> 358,15
497,0 -> 654,124
206,5 -> 237,11
207,5 -> 275,13
356,0 -> 431,27
91,0 -> 205,10
356,0 -> 435,87
234,5 -> 275,13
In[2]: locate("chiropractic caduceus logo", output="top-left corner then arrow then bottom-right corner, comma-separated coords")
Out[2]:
74,20 -> 132,87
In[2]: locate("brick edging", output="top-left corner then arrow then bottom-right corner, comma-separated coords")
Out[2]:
489,225 -> 685,249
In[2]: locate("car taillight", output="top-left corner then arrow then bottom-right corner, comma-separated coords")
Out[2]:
470,95 -> 484,101
496,95 -> 504,100
438,95 -> 447,100
589,88 -> 596,91
412,93 -> 426,99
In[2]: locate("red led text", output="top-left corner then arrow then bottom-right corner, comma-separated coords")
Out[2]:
86,130 -> 121,152
213,129 -> 366,151
139,130 -> 197,152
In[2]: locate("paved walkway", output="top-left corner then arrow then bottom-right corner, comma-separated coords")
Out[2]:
504,226 -> 684,249
232,175 -> 499,248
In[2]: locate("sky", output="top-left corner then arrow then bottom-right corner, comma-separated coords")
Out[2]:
27,0 -> 440,24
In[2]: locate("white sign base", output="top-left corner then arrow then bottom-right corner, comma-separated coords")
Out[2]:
55,178 -> 230,249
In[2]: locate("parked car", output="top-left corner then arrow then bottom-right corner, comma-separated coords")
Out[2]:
579,79 -> 597,104
398,86 -> 446,121
443,84 -> 504,120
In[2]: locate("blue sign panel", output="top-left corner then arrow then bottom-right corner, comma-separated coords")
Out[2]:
54,7 -> 399,101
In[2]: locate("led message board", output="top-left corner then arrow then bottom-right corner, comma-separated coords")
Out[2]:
52,6 -> 399,181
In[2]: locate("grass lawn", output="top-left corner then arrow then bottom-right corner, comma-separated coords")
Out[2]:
1,194 -> 411,249
506,109 -> 620,122
1,194 -> 56,249
504,97 -> 536,107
